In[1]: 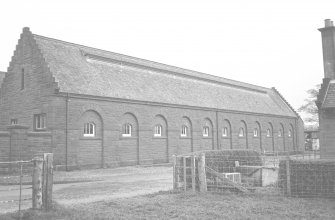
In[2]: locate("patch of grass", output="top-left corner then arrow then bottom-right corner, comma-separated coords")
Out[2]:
1,191 -> 335,220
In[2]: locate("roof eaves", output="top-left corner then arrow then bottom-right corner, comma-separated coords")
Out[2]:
271,87 -> 300,118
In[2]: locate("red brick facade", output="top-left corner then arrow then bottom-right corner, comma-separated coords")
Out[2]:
317,19 -> 335,159
0,28 -> 304,169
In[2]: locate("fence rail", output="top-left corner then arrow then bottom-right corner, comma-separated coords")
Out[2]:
0,153 -> 54,218
173,150 -> 334,198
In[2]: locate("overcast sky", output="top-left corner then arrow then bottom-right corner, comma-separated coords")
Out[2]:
0,0 -> 334,113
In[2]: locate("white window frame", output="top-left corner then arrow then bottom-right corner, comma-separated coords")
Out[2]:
181,125 -> 188,137
278,129 -> 282,137
253,128 -> 258,137
154,125 -> 162,137
222,127 -> 228,137
10,119 -> 18,125
123,123 -> 132,137
34,114 -> 46,131
84,122 -> 95,137
239,128 -> 244,137
203,126 -> 209,137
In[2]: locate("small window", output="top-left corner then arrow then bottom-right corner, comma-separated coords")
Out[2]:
154,125 -> 162,137
239,128 -> 244,137
34,114 -> 46,130
203,126 -> 209,137
84,122 -> 95,137
278,129 -> 282,137
253,128 -> 258,137
10,119 -> 18,125
266,129 -> 271,137
222,127 -> 228,137
181,125 -> 188,137
288,129 -> 292,137
123,124 -> 132,137
21,68 -> 24,90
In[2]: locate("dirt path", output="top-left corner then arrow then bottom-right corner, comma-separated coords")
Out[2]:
0,166 -> 173,213
53,166 -> 173,206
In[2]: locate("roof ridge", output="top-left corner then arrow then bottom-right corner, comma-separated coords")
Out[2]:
33,33 -> 271,92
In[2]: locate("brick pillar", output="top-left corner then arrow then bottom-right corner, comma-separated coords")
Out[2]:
7,125 -> 29,161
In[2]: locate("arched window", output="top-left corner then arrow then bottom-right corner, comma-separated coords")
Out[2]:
154,124 -> 162,137
253,128 -> 259,137
203,126 -> 209,137
123,123 -> 132,137
239,128 -> 245,137
84,122 -> 95,137
266,129 -> 271,137
288,129 -> 292,137
222,127 -> 228,137
278,129 -> 282,137
181,125 -> 188,137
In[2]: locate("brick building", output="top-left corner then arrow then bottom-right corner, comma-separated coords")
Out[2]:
0,28 -> 304,170
317,19 -> 335,159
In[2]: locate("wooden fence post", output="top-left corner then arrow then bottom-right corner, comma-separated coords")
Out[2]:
172,155 -> 177,190
198,153 -> 207,192
43,153 -> 53,210
286,159 -> 291,196
32,157 -> 43,209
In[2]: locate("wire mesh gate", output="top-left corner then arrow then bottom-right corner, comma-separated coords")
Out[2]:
0,153 -> 53,218
173,150 -> 334,198
0,160 -> 34,217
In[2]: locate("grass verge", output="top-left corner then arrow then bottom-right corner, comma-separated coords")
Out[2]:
1,190 -> 334,220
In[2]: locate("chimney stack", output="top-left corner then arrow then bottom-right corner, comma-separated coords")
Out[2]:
319,19 -> 335,79
325,19 -> 333,27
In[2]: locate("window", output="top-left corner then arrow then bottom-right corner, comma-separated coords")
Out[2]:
203,127 -> 209,137
222,127 -> 228,137
278,129 -> 282,137
34,114 -> 46,130
266,129 -> 271,137
239,128 -> 244,137
181,125 -> 188,137
253,128 -> 258,137
288,129 -> 292,137
154,125 -> 162,137
123,124 -> 132,137
21,68 -> 24,90
84,122 -> 95,137
10,119 -> 18,125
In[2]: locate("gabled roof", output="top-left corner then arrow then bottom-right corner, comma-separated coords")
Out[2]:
317,78 -> 335,109
0,71 -> 6,89
29,29 -> 297,117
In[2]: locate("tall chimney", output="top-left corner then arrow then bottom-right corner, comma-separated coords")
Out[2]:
319,19 -> 335,79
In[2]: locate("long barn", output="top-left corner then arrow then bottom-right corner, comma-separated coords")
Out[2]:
0,28 -> 304,170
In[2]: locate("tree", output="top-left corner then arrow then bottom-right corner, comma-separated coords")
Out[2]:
297,85 -> 320,129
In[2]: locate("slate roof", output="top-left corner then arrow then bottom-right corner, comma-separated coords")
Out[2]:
0,71 -> 6,88
322,80 -> 335,108
31,32 -> 297,117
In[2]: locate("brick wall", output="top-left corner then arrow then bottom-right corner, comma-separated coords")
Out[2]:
47,95 -> 302,169
0,28 -> 57,132
320,108 -> 335,159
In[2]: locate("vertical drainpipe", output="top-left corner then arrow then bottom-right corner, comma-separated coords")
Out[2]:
65,93 -> 69,171
294,118 -> 298,151
216,111 -> 219,150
